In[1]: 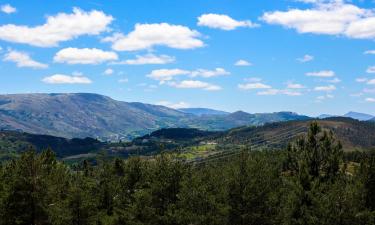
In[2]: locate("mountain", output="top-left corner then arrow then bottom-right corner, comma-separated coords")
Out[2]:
0,93 -> 311,140
343,111 -> 374,121
178,108 -> 229,116
0,93 -> 190,140
318,114 -> 337,119
190,111 -> 311,130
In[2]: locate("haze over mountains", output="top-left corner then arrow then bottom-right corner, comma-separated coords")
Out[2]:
0,93 -> 311,140
318,112 -> 375,121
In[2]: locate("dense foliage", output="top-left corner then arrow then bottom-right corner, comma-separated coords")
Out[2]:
0,122 -> 374,225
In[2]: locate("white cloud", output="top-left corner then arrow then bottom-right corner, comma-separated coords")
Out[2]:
356,77 -> 368,83
297,54 -> 314,63
3,50 -> 48,69
316,94 -> 334,102
54,47 -> 118,64
364,50 -> 375,55
169,80 -> 222,91
118,78 -> 129,83
306,70 -> 335,77
366,66 -> 375,74
367,79 -> 375,85
244,77 -> 262,82
287,83 -> 305,89
103,23 -> 204,51
0,8 -> 113,47
42,74 -> 92,84
147,67 -> 230,83
113,54 -> 175,65
190,68 -> 230,78
147,69 -> 190,83
238,82 -> 272,90
235,59 -> 252,66
156,101 -> 190,109
197,13 -> 259,30
1,4 -> 16,14
363,88 -> 375,93
257,89 -> 302,96
261,2 -> 375,40
104,68 -> 114,75
327,77 -> 341,83
314,85 -> 336,91
365,97 -> 375,102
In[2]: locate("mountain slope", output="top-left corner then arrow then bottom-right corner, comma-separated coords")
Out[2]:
344,111 -> 374,121
212,117 -> 375,151
0,93 -> 311,140
0,93 -> 190,140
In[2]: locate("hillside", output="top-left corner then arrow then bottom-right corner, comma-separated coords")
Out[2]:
0,93 -> 311,140
211,117 -> 375,151
0,93 -> 190,140
0,130 -> 103,160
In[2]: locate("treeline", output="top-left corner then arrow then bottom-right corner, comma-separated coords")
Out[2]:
0,123 -> 374,225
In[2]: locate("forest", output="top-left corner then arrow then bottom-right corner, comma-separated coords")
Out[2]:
0,122 -> 374,225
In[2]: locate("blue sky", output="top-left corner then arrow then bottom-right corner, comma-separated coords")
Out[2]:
0,0 -> 375,116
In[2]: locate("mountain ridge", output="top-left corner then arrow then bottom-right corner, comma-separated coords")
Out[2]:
0,93 -> 311,140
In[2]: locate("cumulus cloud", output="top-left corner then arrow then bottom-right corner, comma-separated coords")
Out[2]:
365,97 -> 375,103
327,77 -> 341,83
367,79 -> 375,85
3,50 -> 48,69
156,101 -> 190,109
287,82 -> 305,89
147,69 -> 190,83
238,82 -> 272,90
261,2 -> 375,40
190,68 -> 230,78
0,8 -> 113,47
118,78 -> 129,83
197,13 -> 259,30
314,85 -> 336,91
113,54 -> 175,65
103,68 -> 114,75
356,77 -> 368,83
103,23 -> 204,51
366,66 -> 375,74
168,80 -> 222,91
257,89 -> 302,96
306,70 -> 335,77
1,4 -> 16,14
42,73 -> 92,84
54,47 -> 118,64
297,54 -> 314,63
364,50 -> 375,55
147,67 -> 230,83
316,94 -> 334,102
235,59 -> 252,66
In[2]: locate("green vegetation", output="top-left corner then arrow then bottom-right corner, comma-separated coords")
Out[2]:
0,122 -> 375,224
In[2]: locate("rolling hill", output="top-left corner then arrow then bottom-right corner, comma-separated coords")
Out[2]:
0,93 -> 311,140
0,130 -> 103,160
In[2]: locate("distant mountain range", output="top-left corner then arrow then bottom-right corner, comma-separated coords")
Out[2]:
0,93 -> 311,140
178,108 -> 229,116
318,111 -> 375,121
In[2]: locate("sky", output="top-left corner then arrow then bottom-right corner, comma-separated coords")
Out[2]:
0,0 -> 375,116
